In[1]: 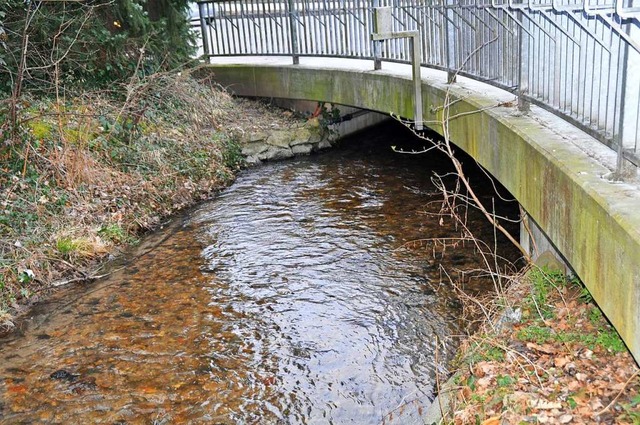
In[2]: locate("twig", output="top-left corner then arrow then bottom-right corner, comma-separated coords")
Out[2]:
435,335 -> 448,423
380,391 -> 420,424
51,272 -> 110,288
594,369 -> 640,416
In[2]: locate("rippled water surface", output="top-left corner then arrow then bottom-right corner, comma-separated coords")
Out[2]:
0,122 -> 517,424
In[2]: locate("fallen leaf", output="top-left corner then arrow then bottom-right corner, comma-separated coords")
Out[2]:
473,361 -> 495,378
480,416 -> 501,425
575,373 -> 588,382
589,398 -> 604,411
554,356 -> 570,368
503,391 -> 532,410
579,349 -> 594,360
6,384 -> 27,394
527,342 -> 557,355
534,413 -> 550,423
476,376 -> 493,390
558,414 -> 573,423
529,399 -> 562,410
577,406 -> 592,416
459,386 -> 472,401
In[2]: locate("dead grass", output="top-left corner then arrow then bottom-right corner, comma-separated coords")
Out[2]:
0,71 -> 302,330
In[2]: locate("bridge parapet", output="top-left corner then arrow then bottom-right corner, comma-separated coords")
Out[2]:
195,0 -> 640,175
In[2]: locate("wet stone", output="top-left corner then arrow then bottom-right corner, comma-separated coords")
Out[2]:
290,127 -> 312,145
50,369 -> 78,382
292,144 -> 313,155
247,131 -> 268,143
266,131 -> 293,148
317,140 -> 332,150
257,146 -> 293,161
69,377 -> 97,394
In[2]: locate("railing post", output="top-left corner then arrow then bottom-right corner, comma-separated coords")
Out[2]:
444,0 -> 456,83
614,29 -> 631,178
373,0 -> 382,70
410,35 -> 423,131
198,1 -> 211,63
288,0 -> 300,65
517,8 -> 530,112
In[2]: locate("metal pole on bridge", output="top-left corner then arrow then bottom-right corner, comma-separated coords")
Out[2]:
517,9 -> 530,112
198,1 -> 211,63
614,29 -> 630,177
373,0 -> 382,70
287,0 -> 300,65
444,0 -> 456,84
372,7 -> 423,131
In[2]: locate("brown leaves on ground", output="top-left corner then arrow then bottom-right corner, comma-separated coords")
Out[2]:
449,273 -> 640,424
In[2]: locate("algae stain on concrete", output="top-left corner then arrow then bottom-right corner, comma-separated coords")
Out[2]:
204,62 -> 640,362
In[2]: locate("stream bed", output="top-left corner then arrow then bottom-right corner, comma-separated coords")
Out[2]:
0,122 -> 518,424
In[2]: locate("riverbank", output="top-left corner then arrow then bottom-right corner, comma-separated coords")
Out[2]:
438,267 -> 640,424
0,71 -> 331,333
2,74 -> 639,423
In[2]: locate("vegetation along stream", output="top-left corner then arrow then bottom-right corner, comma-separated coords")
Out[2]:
0,122 -> 519,424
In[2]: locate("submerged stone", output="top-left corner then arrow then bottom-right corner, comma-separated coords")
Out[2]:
50,369 -> 78,382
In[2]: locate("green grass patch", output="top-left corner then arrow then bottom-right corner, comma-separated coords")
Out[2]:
98,223 -> 130,244
463,341 -> 506,366
56,238 -> 81,255
517,325 -> 554,344
620,394 -> 640,423
525,268 -> 566,319
496,374 -> 515,387
517,323 -> 626,353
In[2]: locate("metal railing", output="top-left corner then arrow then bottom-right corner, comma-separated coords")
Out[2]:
196,0 -> 640,172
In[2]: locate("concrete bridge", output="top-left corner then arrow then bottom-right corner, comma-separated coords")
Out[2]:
194,1 -> 640,363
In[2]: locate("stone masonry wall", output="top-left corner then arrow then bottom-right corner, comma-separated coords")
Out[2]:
239,118 -> 335,165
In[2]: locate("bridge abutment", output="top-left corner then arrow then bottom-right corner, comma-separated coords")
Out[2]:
520,213 -> 571,275
204,59 -> 640,364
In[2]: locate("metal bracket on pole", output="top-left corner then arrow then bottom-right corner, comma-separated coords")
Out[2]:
371,7 -> 423,131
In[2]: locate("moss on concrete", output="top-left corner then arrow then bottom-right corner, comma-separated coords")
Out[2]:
203,63 -> 640,362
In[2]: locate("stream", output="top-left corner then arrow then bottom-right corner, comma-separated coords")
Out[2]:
0,122 -> 518,424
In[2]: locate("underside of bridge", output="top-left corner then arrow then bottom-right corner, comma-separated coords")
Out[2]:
203,61 -> 640,363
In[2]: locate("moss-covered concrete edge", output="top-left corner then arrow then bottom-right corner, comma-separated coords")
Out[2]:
203,63 -> 640,364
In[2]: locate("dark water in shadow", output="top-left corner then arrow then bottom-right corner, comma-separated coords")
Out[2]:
0,122 -> 519,424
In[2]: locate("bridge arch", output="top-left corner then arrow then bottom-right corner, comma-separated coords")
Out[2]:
205,59 -> 640,363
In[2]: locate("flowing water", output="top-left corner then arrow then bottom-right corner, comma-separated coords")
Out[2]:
0,122 -> 518,424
